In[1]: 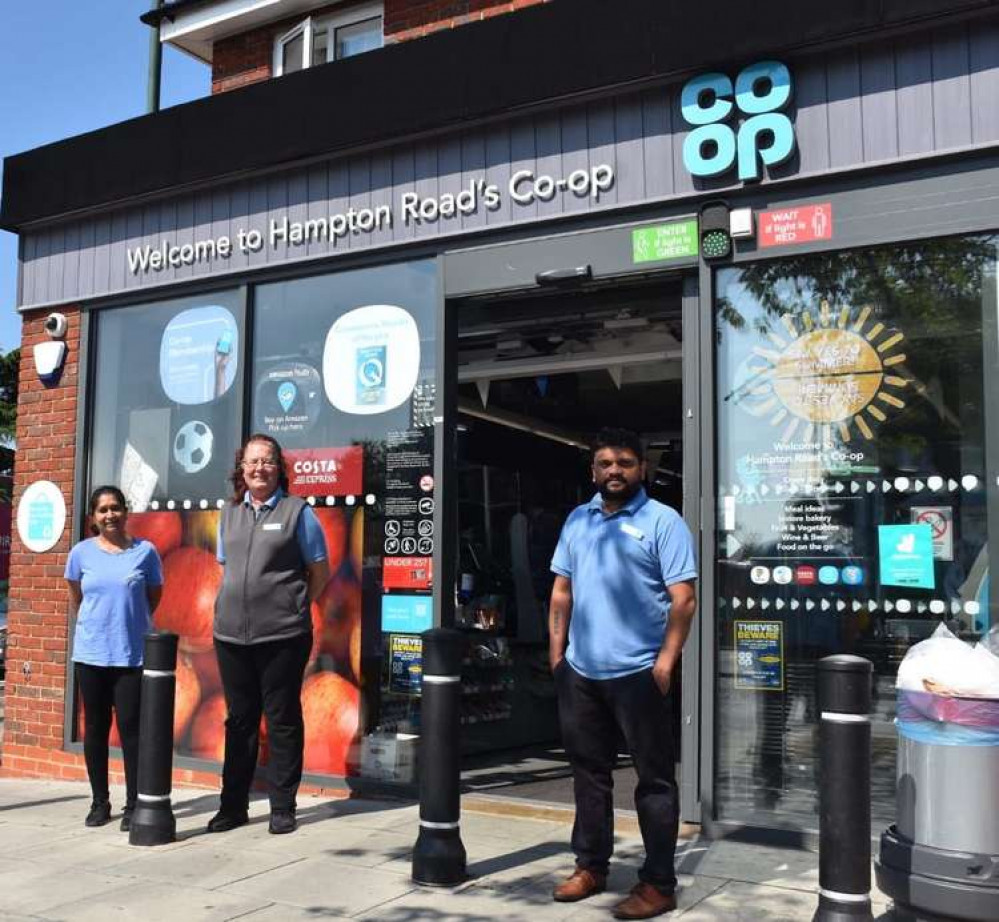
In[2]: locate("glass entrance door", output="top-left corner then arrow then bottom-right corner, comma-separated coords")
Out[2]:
712,235 -> 998,831
449,275 -> 699,810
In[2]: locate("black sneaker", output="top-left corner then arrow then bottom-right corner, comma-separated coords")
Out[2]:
120,807 -> 134,832
85,800 -> 111,827
268,810 -> 297,835
206,809 -> 249,833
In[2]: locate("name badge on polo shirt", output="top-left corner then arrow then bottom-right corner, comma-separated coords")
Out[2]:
262,522 -> 283,531
620,522 -> 644,540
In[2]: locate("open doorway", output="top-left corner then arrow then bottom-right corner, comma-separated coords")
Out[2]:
453,276 -> 687,805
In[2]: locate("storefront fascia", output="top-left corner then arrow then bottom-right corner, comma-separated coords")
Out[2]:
8,26 -> 999,835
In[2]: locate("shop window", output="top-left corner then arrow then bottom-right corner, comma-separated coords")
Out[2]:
81,290 -> 246,755
274,4 -> 383,76
713,235 -> 998,830
80,265 -> 437,780
253,260 -> 438,779
90,291 -> 245,512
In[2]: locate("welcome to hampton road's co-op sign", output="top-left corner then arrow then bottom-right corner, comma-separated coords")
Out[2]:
125,62 -> 795,276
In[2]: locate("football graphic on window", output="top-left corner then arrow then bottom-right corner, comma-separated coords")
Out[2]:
173,420 -> 214,474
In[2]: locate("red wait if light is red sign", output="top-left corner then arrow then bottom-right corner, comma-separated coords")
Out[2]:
758,203 -> 834,248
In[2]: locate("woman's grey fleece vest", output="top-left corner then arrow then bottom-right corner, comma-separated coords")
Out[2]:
213,495 -> 310,645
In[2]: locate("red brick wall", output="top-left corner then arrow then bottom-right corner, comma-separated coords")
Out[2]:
211,0 -> 549,93
384,0 -> 548,43
2,307 -> 83,780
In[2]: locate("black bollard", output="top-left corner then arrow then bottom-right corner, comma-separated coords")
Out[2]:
813,655 -> 874,922
412,627 -> 467,886
129,631 -> 178,846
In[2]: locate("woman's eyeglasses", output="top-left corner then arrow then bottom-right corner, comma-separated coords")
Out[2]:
241,459 -> 279,470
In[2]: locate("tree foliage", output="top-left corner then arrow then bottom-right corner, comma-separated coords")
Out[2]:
0,349 -> 19,483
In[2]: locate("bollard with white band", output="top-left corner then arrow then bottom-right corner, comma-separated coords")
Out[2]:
129,631 -> 179,846
412,627 -> 467,885
813,654 -> 874,922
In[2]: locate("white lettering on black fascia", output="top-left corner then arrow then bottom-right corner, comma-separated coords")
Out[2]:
400,179 -> 501,224
270,206 -> 392,247
127,236 -> 233,273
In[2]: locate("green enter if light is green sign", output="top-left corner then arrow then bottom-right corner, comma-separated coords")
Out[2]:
632,219 -> 698,264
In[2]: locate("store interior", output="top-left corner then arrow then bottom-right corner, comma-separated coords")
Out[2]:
452,276 -> 687,803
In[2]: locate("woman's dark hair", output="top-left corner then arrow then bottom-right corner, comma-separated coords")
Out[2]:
229,433 -> 289,504
89,485 -> 127,515
591,427 -> 644,461
88,485 -> 128,535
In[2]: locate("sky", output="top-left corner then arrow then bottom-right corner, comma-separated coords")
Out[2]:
0,2 -> 211,354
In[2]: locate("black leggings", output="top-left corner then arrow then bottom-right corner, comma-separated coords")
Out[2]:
75,663 -> 142,808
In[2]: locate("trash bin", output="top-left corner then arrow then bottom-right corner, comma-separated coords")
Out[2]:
876,688 -> 999,922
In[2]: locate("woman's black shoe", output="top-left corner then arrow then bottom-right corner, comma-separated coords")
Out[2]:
85,800 -> 111,827
120,807 -> 134,832
206,809 -> 249,833
268,810 -> 297,835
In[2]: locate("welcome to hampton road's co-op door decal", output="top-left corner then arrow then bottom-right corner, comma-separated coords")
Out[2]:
718,293 -> 978,666
737,303 -> 908,448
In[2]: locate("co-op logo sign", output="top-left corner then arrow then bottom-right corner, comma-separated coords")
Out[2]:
681,60 -> 795,182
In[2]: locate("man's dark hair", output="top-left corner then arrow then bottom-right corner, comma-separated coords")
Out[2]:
592,427 -> 644,460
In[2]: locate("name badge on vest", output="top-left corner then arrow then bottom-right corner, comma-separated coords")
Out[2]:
262,522 -> 282,531
620,522 -> 644,540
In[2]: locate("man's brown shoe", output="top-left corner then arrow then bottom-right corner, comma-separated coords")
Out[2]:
552,867 -> 607,902
611,882 -> 677,919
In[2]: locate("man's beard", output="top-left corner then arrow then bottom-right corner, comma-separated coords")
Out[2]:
598,478 -> 641,501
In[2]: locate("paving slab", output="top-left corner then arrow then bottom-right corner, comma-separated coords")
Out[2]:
232,905 -> 350,921
40,879 -> 270,922
0,860 -> 141,916
673,879 -> 824,921
16,832 -> 158,874
100,841 -> 308,889
354,878 -> 585,922
0,821 -> 88,855
680,840 -> 819,890
0,778 -> 902,922
218,855 -> 419,915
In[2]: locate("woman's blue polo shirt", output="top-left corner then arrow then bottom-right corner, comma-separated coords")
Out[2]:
65,538 -> 163,668
551,488 -> 697,680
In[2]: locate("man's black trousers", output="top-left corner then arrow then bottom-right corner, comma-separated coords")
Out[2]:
555,659 -> 679,894
214,633 -> 312,813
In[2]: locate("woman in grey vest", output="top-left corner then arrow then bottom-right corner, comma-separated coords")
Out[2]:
207,434 -> 330,835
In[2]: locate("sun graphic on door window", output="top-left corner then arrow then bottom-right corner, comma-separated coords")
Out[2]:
735,302 -> 909,443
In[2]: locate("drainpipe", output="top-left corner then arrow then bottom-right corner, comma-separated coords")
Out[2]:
146,0 -> 164,114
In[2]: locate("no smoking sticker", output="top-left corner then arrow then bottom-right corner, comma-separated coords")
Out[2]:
911,506 -> 953,562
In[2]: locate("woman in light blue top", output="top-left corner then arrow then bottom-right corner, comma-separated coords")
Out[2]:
65,486 -> 163,831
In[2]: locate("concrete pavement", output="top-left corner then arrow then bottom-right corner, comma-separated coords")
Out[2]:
0,778 -> 898,921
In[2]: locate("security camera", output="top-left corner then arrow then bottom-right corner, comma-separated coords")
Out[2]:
44,312 -> 68,339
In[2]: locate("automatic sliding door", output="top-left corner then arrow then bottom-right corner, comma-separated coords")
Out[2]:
712,235 -> 997,831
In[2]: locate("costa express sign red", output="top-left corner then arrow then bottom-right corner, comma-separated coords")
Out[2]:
285,446 -> 363,497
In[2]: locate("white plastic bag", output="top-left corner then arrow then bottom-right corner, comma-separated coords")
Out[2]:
896,621 -> 999,698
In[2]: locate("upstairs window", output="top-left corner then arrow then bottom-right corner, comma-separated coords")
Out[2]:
275,3 -> 383,76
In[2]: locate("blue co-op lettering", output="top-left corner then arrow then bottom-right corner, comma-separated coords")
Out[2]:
681,61 -> 795,182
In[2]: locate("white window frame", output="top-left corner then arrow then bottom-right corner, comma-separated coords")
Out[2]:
273,17 -> 313,75
273,2 -> 383,76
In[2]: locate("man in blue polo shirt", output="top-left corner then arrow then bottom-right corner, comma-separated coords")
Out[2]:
550,428 -> 697,919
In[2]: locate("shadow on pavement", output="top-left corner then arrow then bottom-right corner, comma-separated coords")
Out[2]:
466,839 -> 567,879
0,794 -> 87,812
